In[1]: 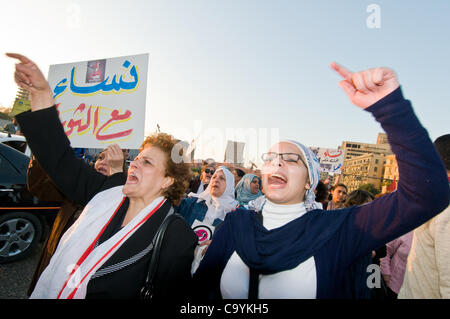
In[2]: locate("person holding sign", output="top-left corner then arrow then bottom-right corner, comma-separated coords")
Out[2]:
191,63 -> 449,299
7,53 -> 197,300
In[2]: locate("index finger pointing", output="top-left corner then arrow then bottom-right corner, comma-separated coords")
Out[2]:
5,53 -> 33,64
330,62 -> 353,81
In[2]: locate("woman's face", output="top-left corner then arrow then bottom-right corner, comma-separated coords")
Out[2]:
123,145 -> 174,203
94,152 -> 109,176
250,177 -> 260,195
331,186 -> 347,204
209,170 -> 227,198
261,142 -> 310,205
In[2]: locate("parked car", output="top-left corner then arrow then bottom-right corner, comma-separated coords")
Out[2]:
0,132 -> 31,156
0,143 -> 59,263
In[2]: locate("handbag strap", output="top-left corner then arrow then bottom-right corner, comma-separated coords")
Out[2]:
140,208 -> 183,300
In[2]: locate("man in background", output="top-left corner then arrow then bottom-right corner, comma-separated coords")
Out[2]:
398,134 -> 450,298
188,163 -> 216,194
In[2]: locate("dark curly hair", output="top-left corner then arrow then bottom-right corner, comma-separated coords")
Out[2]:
140,133 -> 192,206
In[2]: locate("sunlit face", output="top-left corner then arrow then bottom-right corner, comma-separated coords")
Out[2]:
94,152 -> 110,176
331,186 -> 347,203
201,166 -> 215,184
261,142 -> 310,205
209,170 -> 227,198
123,145 -> 174,203
250,177 -> 260,195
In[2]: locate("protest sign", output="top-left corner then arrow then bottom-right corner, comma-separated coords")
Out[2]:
309,147 -> 345,174
48,53 -> 148,149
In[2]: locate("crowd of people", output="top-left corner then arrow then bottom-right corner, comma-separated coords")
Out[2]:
5,52 -> 450,300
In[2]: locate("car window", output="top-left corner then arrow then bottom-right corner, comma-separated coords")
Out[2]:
2,140 -> 27,154
0,152 -> 21,178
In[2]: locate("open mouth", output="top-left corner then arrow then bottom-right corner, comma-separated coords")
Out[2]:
268,173 -> 287,185
127,171 -> 140,184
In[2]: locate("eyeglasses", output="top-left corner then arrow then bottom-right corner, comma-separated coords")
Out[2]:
261,152 -> 306,166
204,168 -> 215,174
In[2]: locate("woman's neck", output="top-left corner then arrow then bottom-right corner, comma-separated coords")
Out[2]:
122,195 -> 160,227
262,199 -> 307,230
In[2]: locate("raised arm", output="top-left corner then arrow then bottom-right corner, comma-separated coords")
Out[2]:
7,53 -> 126,205
330,63 -> 449,262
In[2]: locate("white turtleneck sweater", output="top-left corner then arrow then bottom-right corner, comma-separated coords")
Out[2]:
220,200 -> 317,299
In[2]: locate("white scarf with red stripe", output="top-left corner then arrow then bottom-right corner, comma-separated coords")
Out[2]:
30,186 -> 165,299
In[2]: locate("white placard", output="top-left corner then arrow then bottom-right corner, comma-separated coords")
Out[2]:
192,219 -> 216,244
48,54 -> 149,149
309,147 -> 345,174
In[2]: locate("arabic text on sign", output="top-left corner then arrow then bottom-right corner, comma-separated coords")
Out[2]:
56,103 -> 133,142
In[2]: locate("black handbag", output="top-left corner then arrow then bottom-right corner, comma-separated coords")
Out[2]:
140,211 -> 184,300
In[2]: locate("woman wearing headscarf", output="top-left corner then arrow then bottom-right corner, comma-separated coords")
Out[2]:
8,53 -> 197,300
235,174 -> 262,207
191,63 -> 449,299
178,166 -> 238,238
178,166 -> 238,273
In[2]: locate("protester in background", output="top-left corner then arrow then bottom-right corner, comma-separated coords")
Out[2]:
188,163 -> 215,194
343,189 -> 374,207
398,134 -> 450,299
191,63 -> 449,299
235,174 -> 262,207
178,166 -> 238,230
233,168 -> 245,186
9,53 -> 197,299
327,183 -> 348,210
26,144 -> 126,296
314,181 -> 329,210
178,166 -> 238,273
380,231 -> 413,299
3,117 -> 21,135
94,147 -> 129,175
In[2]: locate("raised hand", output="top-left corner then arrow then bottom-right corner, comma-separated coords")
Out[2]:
104,144 -> 125,175
330,62 -> 400,109
6,53 -> 54,111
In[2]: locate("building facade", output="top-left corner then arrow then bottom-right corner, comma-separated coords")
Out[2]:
340,135 -> 392,161
337,133 -> 392,193
381,154 -> 399,193
340,153 -> 386,193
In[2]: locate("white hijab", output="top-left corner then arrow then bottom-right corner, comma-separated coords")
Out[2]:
30,186 -> 166,299
189,166 -> 238,224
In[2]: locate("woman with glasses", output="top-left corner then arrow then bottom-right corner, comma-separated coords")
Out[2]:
191,63 -> 449,299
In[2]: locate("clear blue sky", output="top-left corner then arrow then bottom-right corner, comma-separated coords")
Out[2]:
1,0 -> 449,166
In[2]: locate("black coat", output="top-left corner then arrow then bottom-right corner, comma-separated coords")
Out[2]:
16,106 -> 197,300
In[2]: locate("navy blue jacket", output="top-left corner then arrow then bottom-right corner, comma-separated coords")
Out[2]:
177,196 -> 224,227
192,88 -> 450,299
